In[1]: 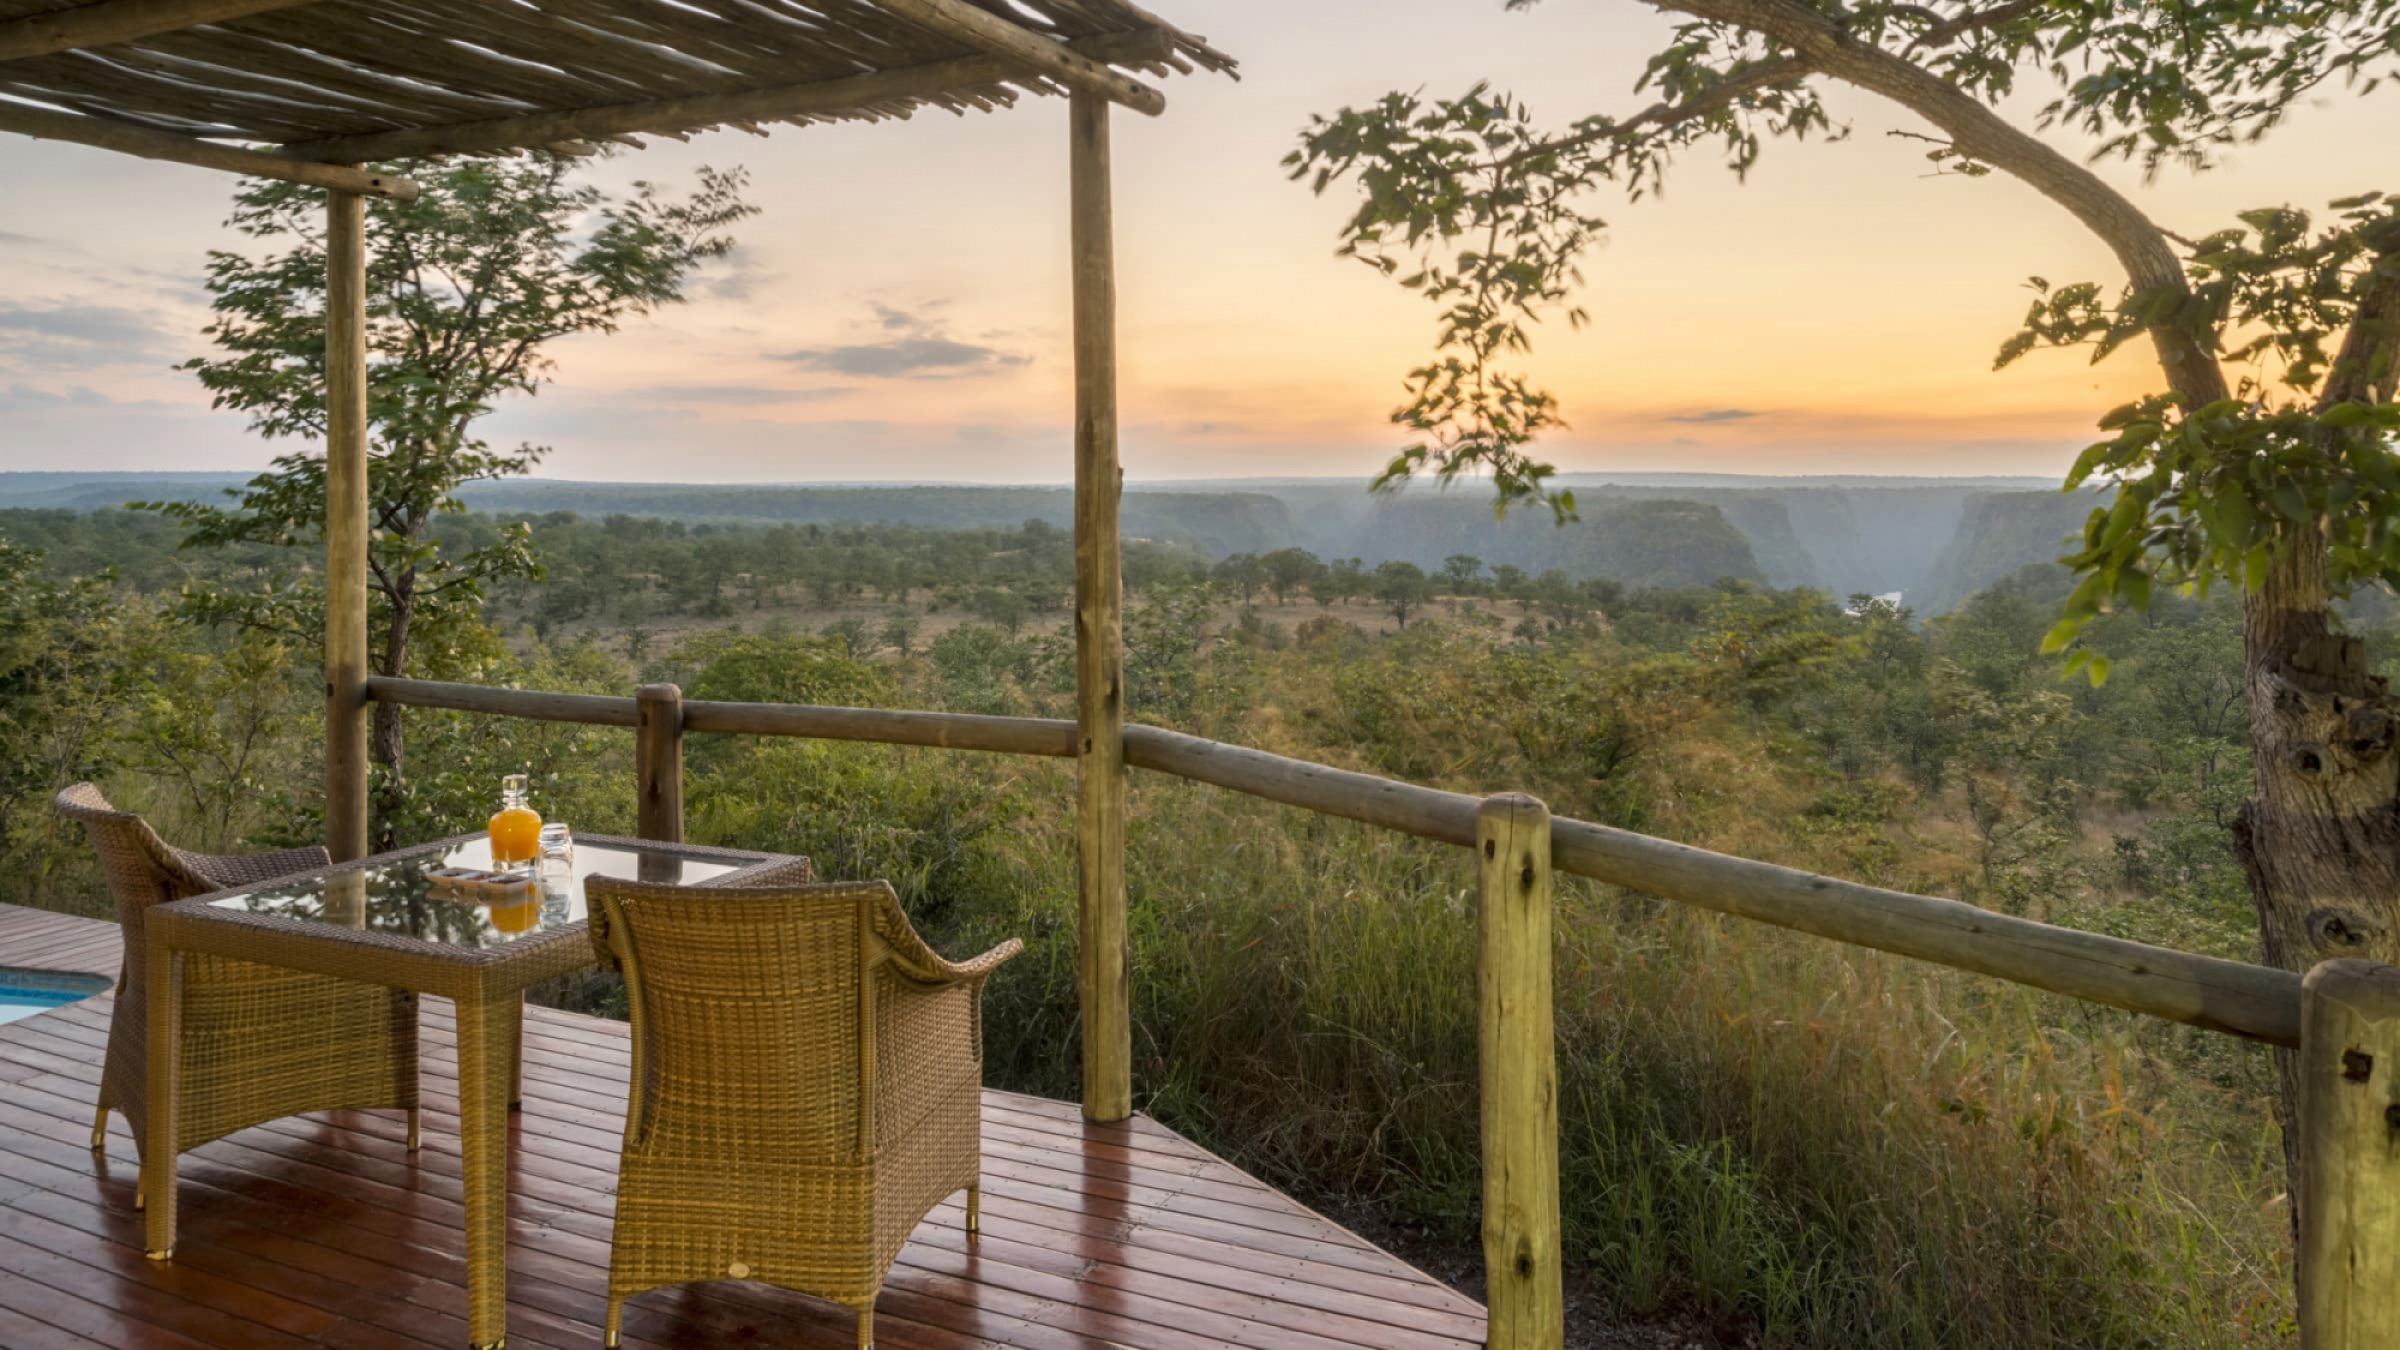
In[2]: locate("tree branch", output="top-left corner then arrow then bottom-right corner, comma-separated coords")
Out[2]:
1493,53 -> 1817,171
1903,0 -> 2049,53
1650,0 -> 2231,406
2315,222 -> 2400,411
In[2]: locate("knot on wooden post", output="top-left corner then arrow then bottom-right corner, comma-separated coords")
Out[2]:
634,683 -> 685,856
1475,792 -> 1562,1349
2298,959 -> 2400,1347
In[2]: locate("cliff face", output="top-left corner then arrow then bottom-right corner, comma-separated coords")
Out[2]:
1250,490 -> 1764,587
447,482 -> 1301,558
1914,489 -> 2105,615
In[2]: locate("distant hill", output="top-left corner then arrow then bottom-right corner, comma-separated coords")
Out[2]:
1913,489 -> 2103,615
453,481 -> 1297,559
1,470 -> 2088,607
0,471 -> 251,511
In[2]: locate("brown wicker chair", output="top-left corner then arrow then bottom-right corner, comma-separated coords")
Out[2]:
53,783 -> 420,1183
586,871 -> 1021,1349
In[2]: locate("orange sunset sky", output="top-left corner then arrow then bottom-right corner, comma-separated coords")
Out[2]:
0,0 -> 2388,484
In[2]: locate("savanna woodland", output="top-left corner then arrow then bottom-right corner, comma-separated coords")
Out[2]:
6,2 -> 2399,1348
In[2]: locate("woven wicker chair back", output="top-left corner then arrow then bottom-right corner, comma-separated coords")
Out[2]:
592,878 -> 895,1160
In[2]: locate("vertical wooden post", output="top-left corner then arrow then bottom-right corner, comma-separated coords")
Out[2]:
1476,793 -> 1562,1350
323,187 -> 370,864
635,683 -> 685,883
1070,89 -> 1131,1123
635,683 -> 685,844
2297,959 -> 2400,1348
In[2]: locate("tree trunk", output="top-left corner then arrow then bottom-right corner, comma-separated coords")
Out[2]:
2235,233 -> 2400,1188
2235,529 -> 2400,1193
369,575 -> 416,855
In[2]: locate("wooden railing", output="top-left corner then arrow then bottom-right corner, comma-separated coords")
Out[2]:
364,673 -> 2396,1347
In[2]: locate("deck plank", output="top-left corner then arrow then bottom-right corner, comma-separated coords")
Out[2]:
0,903 -> 1482,1349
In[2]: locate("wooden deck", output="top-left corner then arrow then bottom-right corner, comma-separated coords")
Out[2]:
0,904 -> 1484,1349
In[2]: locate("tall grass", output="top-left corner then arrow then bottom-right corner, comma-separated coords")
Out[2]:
687,740 -> 2293,1347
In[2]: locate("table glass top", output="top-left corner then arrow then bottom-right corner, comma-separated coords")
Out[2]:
204,836 -> 744,951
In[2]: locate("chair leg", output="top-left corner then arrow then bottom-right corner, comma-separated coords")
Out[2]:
603,1295 -> 623,1349
90,1103 -> 108,1151
966,1184 -> 981,1235
855,1307 -> 873,1349
132,1166 -> 144,1211
406,1105 -> 422,1151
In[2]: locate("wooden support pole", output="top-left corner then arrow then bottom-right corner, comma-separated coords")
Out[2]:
0,0 -> 322,62
635,683 -> 685,845
322,188 -> 370,864
2297,959 -> 2400,1348
1476,793 -> 1563,1350
0,103 -> 416,199
1070,90 -> 1131,1124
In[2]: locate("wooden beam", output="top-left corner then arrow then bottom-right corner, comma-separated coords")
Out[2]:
1476,794 -> 1563,1350
875,0 -> 1164,116
1071,89 -> 1132,1124
2297,959 -> 2400,1348
0,0 -> 319,62
282,28 -> 1174,163
365,676 -> 638,727
323,187 -> 369,864
0,101 -> 417,197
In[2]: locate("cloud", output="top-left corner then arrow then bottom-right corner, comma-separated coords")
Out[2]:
0,300 -> 174,349
695,245 -> 777,304
772,299 -> 1030,379
777,336 -> 1030,377
1662,407 -> 1762,424
624,383 -> 857,406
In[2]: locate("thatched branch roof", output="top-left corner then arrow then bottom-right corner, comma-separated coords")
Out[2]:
0,0 -> 1233,170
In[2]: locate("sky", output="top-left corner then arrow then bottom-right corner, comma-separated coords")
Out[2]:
0,0 -> 2389,485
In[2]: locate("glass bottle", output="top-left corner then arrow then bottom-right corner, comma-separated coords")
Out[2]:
488,773 -> 543,868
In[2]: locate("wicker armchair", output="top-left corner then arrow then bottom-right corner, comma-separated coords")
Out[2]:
586,872 -> 1022,1349
53,783 -> 420,1177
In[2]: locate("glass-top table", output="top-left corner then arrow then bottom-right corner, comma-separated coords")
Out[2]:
205,833 -> 750,949
142,831 -> 805,1350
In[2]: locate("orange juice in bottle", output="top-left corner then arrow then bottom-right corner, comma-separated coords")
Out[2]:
488,773 -> 543,867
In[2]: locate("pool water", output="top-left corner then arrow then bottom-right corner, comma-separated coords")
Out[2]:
0,969 -> 111,1026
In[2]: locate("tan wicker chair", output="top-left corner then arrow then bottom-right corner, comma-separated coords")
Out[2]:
53,783 -> 420,1181
586,871 -> 1021,1349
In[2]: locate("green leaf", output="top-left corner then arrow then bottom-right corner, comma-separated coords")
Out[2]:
2039,618 -> 2082,655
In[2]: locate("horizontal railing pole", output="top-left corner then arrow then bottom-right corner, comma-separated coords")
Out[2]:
352,683 -> 2303,1048
365,676 -> 640,727
1124,724 -> 2304,1048
1546,817 -> 2302,1048
1124,724 -> 1481,845
679,701 -> 1078,757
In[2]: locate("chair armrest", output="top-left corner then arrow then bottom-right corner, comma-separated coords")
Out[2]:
887,937 -> 1024,987
182,842 -> 334,890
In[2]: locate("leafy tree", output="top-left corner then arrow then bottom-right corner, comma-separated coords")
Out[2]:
1260,546 -> 1327,606
1289,0 -> 2400,1162
1212,552 -> 1268,606
881,616 -> 921,659
969,587 -> 1031,636
154,155 -> 753,849
0,540 -> 151,877
1440,553 -> 1486,595
1375,560 -> 1432,628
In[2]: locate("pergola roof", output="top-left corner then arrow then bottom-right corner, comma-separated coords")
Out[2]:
0,0 -> 1231,186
